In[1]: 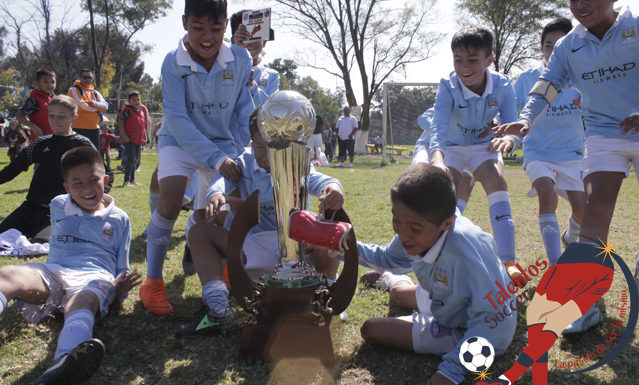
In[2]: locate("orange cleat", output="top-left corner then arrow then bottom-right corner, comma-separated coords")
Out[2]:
139,278 -> 173,316
503,261 -> 522,281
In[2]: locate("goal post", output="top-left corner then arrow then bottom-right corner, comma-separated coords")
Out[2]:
380,82 -> 439,165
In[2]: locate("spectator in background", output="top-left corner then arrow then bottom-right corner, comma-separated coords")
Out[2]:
118,91 -> 149,187
67,69 -> 108,148
4,120 -> 29,161
308,114 -> 324,162
374,132 -> 383,153
336,106 -> 358,168
323,123 -> 334,162
16,69 -> 56,140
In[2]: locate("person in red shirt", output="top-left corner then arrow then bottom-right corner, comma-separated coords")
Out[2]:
16,69 -> 56,140
118,91 -> 149,186
98,124 -> 119,192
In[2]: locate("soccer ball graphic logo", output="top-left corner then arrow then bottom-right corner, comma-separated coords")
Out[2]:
459,336 -> 495,372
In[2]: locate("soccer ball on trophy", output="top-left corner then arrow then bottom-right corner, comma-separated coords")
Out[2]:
459,336 -> 495,372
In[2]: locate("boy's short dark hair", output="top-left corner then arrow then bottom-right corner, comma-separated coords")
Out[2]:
390,163 -> 456,226
451,25 -> 493,56
541,17 -> 572,45
230,9 -> 248,36
128,90 -> 140,100
249,106 -> 261,139
79,68 -> 93,75
36,69 -> 55,81
49,95 -> 78,115
61,147 -> 104,180
185,0 -> 227,21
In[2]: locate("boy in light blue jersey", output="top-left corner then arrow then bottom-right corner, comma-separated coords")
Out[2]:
351,163 -> 516,385
0,147 -> 141,384
141,0 -> 255,316
429,25 -> 521,280
231,10 -> 280,105
494,1 -> 639,337
495,18 -> 586,270
174,108 -> 345,337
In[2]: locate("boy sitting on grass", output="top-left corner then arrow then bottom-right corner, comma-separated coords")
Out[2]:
349,163 -> 516,385
0,147 -> 141,384
175,108 -> 345,337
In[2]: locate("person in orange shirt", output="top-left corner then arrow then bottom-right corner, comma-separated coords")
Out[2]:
67,69 -> 108,148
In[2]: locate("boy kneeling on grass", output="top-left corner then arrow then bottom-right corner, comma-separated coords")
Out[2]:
302,163 -> 516,384
0,147 -> 141,384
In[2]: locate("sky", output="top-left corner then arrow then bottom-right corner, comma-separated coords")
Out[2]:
135,0 -> 639,97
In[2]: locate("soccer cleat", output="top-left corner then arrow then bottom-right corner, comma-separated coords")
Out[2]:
503,261 -> 522,281
175,306 -> 237,338
561,230 -> 569,249
348,163 -> 354,168
35,338 -> 105,385
563,304 -> 601,334
337,162 -> 344,168
182,244 -> 196,276
139,278 -> 173,316
359,271 -> 412,291
288,210 -> 352,253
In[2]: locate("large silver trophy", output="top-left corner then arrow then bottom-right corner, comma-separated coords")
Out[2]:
258,90 -> 319,287
226,91 -> 358,366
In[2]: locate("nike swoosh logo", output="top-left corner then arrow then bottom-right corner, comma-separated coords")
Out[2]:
495,214 -> 510,221
572,46 -> 585,53
458,105 -> 468,109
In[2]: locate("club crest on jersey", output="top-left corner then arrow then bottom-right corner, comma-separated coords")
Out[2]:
433,267 -> 449,289
622,27 -> 636,43
222,70 -> 234,84
487,97 -> 498,108
258,79 -> 268,88
102,223 -> 114,241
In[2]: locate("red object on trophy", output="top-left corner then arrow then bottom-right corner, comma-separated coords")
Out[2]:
288,210 -> 352,253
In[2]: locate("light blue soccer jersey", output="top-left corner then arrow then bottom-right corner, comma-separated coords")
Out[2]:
158,37 -> 255,170
520,7 -> 639,141
356,213 -> 516,383
207,147 -> 340,235
514,67 -> 584,167
429,70 -> 518,154
254,64 -> 280,96
413,108 -> 434,163
47,194 -> 131,278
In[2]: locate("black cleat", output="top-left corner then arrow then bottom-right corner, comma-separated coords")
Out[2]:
182,244 -> 195,276
35,338 -> 105,385
175,306 -> 237,338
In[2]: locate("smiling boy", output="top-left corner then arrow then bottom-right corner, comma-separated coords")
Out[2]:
0,146 -> 140,384
141,0 -> 254,315
428,25 -> 521,280
16,69 -> 56,140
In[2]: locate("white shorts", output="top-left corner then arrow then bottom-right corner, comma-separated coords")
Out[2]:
307,134 -> 323,150
242,231 -> 280,276
415,285 -> 432,315
157,146 -> 218,210
397,313 -> 462,355
583,135 -> 639,179
524,160 -> 584,200
19,263 -> 115,323
444,143 -> 501,174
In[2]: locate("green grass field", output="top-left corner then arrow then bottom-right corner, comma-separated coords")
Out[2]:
0,150 -> 637,384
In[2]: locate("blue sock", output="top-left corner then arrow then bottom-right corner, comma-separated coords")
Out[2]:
456,198 -> 468,214
539,213 -> 561,265
0,291 -> 7,316
488,191 -> 516,263
149,191 -> 160,214
146,210 -> 176,279
566,214 -> 581,245
202,280 -> 229,314
54,309 -> 95,359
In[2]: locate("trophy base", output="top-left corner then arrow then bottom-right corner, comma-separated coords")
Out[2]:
239,314 -> 335,367
262,260 -> 321,288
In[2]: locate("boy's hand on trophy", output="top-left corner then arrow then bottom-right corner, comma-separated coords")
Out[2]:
206,193 -> 227,220
319,182 -> 345,211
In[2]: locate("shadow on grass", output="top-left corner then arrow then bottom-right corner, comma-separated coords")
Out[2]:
2,188 -> 28,194
128,233 -> 186,265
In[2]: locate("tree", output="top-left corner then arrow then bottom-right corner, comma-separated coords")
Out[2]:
457,0 -> 569,74
273,0 -> 442,148
268,58 -> 299,89
295,76 -> 340,124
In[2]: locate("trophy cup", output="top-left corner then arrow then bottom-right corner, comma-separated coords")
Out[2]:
226,90 -> 358,366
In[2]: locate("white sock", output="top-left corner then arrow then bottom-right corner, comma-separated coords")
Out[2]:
202,280 -> 229,314
566,214 -> 581,244
0,291 -> 7,315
